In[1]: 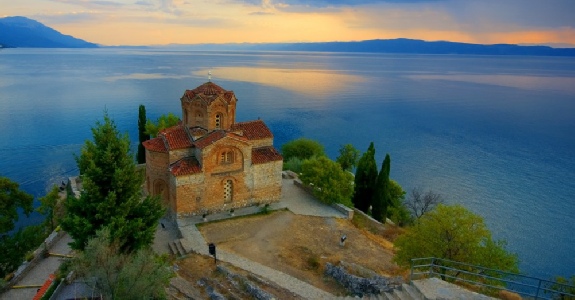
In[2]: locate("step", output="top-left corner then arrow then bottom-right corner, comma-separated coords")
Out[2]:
384,291 -> 398,300
175,239 -> 186,255
402,284 -> 424,300
393,288 -> 413,300
168,241 -> 179,255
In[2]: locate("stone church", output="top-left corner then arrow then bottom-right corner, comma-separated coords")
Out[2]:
143,81 -> 283,218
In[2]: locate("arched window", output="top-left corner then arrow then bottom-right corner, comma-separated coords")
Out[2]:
215,113 -> 222,129
220,150 -> 234,164
224,180 -> 233,203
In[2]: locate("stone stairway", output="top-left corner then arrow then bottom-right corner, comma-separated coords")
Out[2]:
168,239 -> 187,256
337,283 -> 424,299
337,279 -> 496,300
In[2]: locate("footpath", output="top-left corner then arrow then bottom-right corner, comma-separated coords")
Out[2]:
0,234 -> 73,300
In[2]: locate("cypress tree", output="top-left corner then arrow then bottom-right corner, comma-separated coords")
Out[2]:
372,154 -> 391,223
137,104 -> 149,164
62,113 -> 164,252
352,142 -> 377,213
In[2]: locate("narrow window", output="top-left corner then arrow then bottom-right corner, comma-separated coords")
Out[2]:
215,114 -> 221,129
224,180 -> 233,203
220,150 -> 234,164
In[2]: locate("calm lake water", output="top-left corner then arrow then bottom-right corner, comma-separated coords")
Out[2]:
1,48 -> 574,279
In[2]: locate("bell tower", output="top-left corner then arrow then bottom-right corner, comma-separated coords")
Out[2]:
180,81 -> 237,131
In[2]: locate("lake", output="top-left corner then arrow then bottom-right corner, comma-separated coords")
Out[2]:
0,48 -> 574,280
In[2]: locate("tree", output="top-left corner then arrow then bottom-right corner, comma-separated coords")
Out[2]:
145,112 -> 180,138
0,176 -> 33,234
283,157 -> 304,173
0,177 -> 51,277
281,138 -> 325,161
71,228 -> 173,299
336,144 -> 360,172
352,142 -> 377,213
0,225 -> 45,278
405,187 -> 444,219
372,154 -> 391,223
37,185 -> 61,231
387,180 -> 412,226
137,104 -> 150,164
394,204 -> 518,280
61,113 -> 164,252
299,156 -> 354,207
549,275 -> 575,299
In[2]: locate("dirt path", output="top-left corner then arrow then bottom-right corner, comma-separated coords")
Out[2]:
199,210 -> 398,296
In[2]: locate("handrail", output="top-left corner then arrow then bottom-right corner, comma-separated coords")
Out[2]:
410,257 -> 575,300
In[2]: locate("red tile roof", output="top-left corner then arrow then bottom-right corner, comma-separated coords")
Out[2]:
231,120 -> 273,140
161,124 -> 193,150
33,274 -> 55,300
183,82 -> 236,105
170,157 -> 202,176
193,130 -> 226,149
142,137 -> 167,153
252,146 -> 283,164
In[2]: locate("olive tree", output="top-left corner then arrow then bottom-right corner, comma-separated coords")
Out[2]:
299,156 -> 354,207
394,204 -> 518,281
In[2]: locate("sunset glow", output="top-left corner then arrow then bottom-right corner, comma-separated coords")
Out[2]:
3,0 -> 574,46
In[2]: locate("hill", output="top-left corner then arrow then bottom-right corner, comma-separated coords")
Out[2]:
164,39 -> 575,56
0,16 -> 98,48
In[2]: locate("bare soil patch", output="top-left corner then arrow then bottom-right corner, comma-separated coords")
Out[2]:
196,210 -> 401,296
176,253 -> 304,299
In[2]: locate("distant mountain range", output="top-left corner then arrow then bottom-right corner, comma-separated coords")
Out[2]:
0,16 -> 98,48
1,16 -> 574,56
163,40 -> 575,56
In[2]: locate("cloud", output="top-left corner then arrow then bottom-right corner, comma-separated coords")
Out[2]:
32,11 -> 104,25
49,0 -> 124,8
249,11 -> 274,15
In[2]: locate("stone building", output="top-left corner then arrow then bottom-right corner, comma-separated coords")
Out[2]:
143,81 -> 283,218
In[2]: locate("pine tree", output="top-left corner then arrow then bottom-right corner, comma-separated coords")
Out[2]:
61,112 -> 164,252
137,104 -> 149,164
352,142 -> 377,213
372,154 -> 391,223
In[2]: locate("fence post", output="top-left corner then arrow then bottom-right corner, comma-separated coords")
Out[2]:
410,259 -> 414,281
430,258 -> 435,278
535,279 -> 542,299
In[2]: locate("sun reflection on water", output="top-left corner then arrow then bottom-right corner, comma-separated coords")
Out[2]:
194,67 -> 365,97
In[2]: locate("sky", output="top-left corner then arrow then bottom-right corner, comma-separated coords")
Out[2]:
2,0 -> 575,46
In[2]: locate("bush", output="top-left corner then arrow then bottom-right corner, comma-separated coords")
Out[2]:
281,138 -> 325,161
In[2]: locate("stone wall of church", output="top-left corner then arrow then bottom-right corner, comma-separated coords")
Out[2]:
249,137 -> 274,149
251,160 -> 283,202
145,150 -> 170,194
173,171 -> 255,216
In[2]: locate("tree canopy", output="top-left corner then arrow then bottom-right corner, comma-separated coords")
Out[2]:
352,142 -> 377,213
37,185 -> 61,231
299,156 -> 354,207
386,180 -> 411,226
281,138 -> 325,161
0,177 -> 47,277
372,154 -> 391,223
145,112 -> 180,138
61,113 -> 164,252
71,228 -> 173,299
0,176 -> 33,234
336,144 -> 360,172
394,204 -> 518,278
